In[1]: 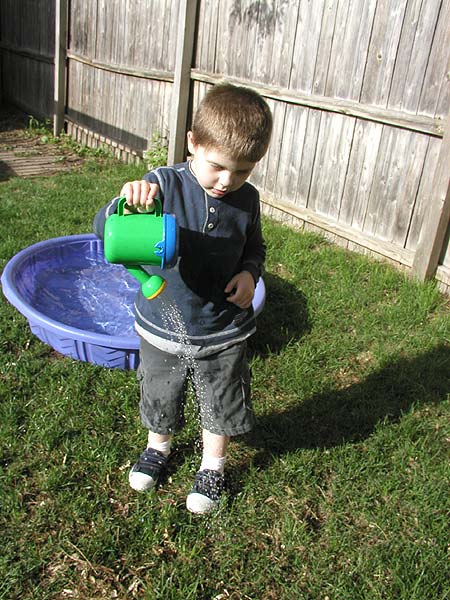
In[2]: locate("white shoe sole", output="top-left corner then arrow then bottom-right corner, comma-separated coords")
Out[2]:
129,471 -> 156,492
186,492 -> 217,514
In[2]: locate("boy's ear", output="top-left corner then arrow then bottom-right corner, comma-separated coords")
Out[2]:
187,131 -> 196,155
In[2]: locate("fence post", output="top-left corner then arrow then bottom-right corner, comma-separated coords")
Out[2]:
54,0 -> 68,136
412,109 -> 450,281
167,0 -> 199,165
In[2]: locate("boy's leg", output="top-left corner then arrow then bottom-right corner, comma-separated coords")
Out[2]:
147,431 -> 172,457
199,429 -> 230,474
186,429 -> 229,514
129,338 -> 187,492
186,341 -> 254,513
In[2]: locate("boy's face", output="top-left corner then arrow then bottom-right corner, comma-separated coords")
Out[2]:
187,132 -> 256,199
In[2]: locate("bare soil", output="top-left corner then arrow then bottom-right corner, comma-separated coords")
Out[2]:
0,105 -> 84,181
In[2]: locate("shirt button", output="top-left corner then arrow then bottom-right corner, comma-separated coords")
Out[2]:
209,206 -> 216,213
207,222 -> 215,230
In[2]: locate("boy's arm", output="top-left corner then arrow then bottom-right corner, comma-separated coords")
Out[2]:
93,196 -> 121,240
224,199 -> 266,309
240,201 -> 266,284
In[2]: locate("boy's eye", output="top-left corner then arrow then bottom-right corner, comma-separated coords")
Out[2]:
209,164 -> 250,175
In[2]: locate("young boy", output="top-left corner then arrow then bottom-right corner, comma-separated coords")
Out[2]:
94,83 -> 272,514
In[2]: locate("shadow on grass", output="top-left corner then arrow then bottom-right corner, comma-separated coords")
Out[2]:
246,343 -> 450,460
0,160 -> 17,181
249,272 -> 310,358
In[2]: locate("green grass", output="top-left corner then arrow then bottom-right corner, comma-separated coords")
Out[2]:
0,149 -> 449,599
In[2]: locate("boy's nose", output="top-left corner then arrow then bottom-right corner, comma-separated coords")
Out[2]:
218,171 -> 233,188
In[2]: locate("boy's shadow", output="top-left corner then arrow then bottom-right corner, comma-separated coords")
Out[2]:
249,272 -> 311,358
244,275 -> 449,467
243,343 -> 449,472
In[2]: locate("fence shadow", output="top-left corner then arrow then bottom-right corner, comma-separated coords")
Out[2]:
0,106 -> 26,181
0,160 -> 17,181
0,105 -> 29,132
67,109 -> 148,153
243,344 -> 449,468
249,272 -> 310,358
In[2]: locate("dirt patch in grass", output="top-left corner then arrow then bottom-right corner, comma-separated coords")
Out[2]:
0,106 -> 84,180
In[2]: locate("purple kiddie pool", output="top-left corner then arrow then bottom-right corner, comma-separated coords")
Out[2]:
1,234 -> 266,369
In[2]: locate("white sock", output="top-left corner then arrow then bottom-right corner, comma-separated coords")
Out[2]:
200,454 -> 226,474
147,436 -> 172,458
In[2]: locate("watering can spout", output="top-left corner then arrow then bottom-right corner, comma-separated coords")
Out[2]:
126,266 -> 166,300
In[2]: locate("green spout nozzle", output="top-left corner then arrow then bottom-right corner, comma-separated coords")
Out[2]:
126,266 -> 166,300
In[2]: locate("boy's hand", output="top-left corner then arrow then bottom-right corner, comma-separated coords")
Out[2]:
120,180 -> 160,212
224,271 -> 255,309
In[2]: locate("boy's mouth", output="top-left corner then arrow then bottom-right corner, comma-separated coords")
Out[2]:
212,188 -> 227,197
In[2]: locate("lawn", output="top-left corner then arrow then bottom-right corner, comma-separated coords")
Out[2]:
0,141 -> 449,599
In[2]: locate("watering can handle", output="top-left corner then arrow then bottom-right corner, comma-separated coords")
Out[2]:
117,195 -> 163,217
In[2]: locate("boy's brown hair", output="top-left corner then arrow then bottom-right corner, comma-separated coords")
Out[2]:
190,83 -> 273,162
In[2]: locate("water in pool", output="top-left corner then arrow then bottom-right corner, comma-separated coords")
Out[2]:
32,261 -> 138,337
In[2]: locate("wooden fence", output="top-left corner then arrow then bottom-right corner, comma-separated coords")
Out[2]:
1,0 -> 449,293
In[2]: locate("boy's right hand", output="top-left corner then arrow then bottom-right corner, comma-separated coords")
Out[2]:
120,180 -> 160,212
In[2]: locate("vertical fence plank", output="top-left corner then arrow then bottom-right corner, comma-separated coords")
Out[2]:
308,112 -> 356,218
361,0 -> 408,107
412,109 -> 450,279
312,0 -> 339,96
339,120 -> 383,229
325,0 -> 377,100
54,0 -> 68,135
288,0 -> 323,93
167,0 -> 199,165
388,0 -> 442,113
419,0 -> 450,117
405,136 -> 440,250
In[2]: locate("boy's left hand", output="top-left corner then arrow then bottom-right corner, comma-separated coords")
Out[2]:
224,271 -> 255,309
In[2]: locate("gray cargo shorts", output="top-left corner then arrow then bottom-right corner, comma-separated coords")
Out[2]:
137,337 -> 255,437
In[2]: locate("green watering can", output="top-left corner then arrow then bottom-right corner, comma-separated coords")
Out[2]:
104,196 -> 178,299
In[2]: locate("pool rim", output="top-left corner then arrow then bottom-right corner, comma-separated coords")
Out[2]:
1,233 -> 266,352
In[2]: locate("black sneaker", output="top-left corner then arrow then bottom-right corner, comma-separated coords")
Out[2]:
128,448 -> 168,492
186,469 -> 226,514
